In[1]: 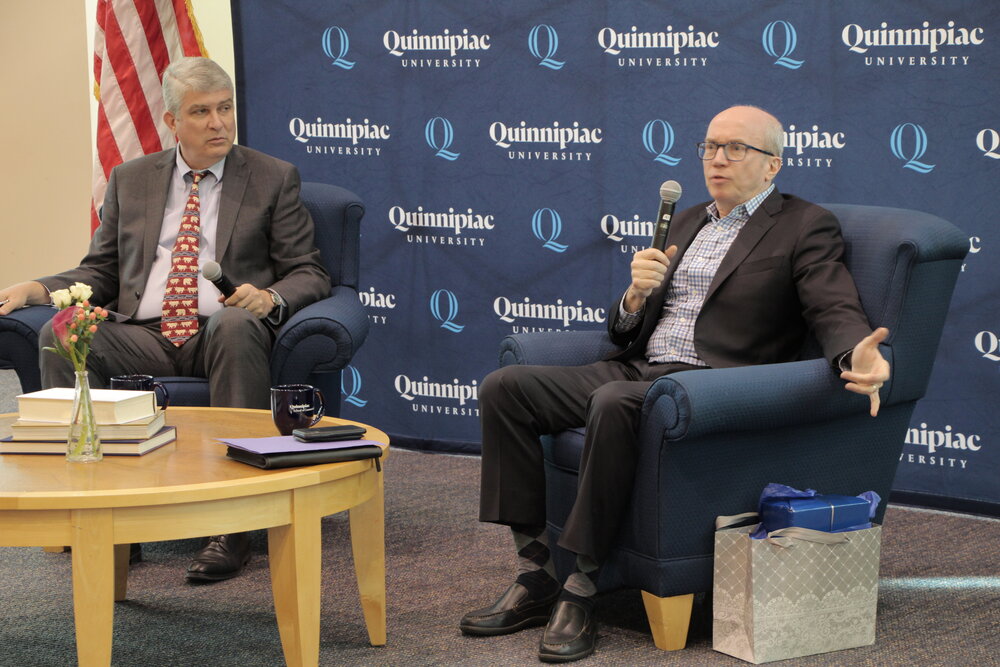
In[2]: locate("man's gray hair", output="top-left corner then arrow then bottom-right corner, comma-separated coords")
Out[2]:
161,57 -> 233,116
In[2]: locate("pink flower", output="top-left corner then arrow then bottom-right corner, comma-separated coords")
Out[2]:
51,306 -> 81,348
88,324 -> 98,333
70,334 -> 79,343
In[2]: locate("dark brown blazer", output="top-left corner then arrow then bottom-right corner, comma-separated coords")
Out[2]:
608,189 -> 872,368
39,144 -> 330,321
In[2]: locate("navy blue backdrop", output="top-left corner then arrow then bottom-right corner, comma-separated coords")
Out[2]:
231,1 -> 999,513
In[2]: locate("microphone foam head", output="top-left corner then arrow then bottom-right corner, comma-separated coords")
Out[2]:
201,260 -> 222,281
659,180 -> 682,203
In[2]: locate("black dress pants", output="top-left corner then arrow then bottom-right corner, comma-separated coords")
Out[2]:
478,357 -> 699,562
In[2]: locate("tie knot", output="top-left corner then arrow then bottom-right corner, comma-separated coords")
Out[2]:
189,170 -> 207,185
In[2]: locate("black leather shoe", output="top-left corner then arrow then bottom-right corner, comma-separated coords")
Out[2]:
185,532 -> 251,582
538,593 -> 597,663
460,571 -> 560,636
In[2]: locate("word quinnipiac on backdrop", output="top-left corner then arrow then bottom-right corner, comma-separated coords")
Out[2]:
232,0 -> 998,509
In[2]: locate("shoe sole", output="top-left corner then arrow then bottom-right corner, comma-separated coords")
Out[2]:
459,613 -> 552,637
538,642 -> 596,663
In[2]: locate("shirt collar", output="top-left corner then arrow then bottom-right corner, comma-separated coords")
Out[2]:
707,184 -> 775,222
174,147 -> 226,182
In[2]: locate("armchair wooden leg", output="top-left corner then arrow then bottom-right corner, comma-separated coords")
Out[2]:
641,591 -> 694,651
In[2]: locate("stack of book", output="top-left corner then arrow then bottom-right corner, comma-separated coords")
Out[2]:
0,387 -> 176,456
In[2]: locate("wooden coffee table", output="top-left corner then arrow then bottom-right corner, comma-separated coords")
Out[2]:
0,407 -> 388,667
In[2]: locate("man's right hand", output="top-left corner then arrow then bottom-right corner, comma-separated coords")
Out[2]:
624,246 -> 676,312
0,282 -> 49,316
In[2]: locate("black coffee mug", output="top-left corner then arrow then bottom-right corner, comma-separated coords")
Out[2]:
270,384 -> 325,435
109,374 -> 170,410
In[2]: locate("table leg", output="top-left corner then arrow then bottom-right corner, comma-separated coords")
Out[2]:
113,543 -> 130,601
70,508 -> 116,667
349,467 -> 386,646
268,484 -> 323,667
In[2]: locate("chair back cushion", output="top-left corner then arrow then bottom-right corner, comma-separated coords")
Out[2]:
300,182 -> 364,290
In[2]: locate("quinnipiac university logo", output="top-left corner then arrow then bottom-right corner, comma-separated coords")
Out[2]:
322,26 -> 355,69
531,208 -> 568,252
642,120 -> 681,166
890,122 -> 935,173
425,117 -> 460,160
529,24 -> 565,69
430,289 -> 464,332
341,365 -> 367,408
762,20 -> 804,69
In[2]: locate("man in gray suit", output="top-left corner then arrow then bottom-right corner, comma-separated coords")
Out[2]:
0,57 -> 330,581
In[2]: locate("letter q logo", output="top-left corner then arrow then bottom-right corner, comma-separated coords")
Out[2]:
341,365 -> 367,407
890,123 -> 935,173
762,20 -> 804,69
976,129 -> 1000,160
322,26 -> 356,70
430,289 -> 465,333
425,117 -> 461,161
528,24 -> 565,70
974,331 -> 1000,362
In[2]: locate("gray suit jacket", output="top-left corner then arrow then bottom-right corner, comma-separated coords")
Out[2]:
39,145 -> 331,322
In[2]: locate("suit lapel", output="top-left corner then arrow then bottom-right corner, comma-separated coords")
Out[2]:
704,189 -> 783,300
141,150 -> 176,278
216,145 -> 249,264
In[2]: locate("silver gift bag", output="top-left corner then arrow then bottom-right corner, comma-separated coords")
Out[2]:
713,516 -> 881,664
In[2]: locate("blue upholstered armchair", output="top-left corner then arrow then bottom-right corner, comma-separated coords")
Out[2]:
0,182 -> 368,417
497,205 -> 967,650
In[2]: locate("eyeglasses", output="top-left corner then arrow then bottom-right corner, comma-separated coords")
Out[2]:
697,141 -> 776,161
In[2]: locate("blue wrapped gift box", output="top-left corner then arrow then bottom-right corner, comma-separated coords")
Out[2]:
760,494 -> 871,533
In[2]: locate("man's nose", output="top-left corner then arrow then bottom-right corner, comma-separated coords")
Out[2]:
207,111 -> 222,128
711,147 -> 730,165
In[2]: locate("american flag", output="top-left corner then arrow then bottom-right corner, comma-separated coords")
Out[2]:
91,0 -> 207,232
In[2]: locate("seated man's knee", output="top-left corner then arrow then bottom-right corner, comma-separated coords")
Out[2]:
480,365 -> 535,406
587,381 -> 632,414
202,307 -> 270,350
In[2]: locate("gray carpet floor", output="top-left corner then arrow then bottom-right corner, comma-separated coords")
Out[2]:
1,369 -> 999,666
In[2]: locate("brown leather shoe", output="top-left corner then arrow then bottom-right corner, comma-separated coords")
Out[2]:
538,592 -> 597,663
185,532 -> 251,582
460,571 -> 560,636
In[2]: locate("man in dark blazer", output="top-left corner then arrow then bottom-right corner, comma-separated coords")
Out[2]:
0,57 -> 330,581
461,106 -> 891,663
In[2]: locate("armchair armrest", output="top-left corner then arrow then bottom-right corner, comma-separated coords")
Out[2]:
0,305 -> 57,393
499,330 -> 621,367
641,356 -> 887,443
270,285 -> 370,382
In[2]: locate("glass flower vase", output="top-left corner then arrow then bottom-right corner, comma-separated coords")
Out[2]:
67,370 -> 102,462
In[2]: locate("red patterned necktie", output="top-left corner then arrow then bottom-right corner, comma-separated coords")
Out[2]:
161,170 -> 206,346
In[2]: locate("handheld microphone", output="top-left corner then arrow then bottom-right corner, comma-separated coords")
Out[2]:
201,260 -> 236,297
651,180 -> 683,251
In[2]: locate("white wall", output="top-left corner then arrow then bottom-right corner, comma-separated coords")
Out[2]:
0,1 -> 234,287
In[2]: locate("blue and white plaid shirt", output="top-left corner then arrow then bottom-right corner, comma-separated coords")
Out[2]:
617,185 -> 775,366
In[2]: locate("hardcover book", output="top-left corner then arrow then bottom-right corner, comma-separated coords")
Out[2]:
16,387 -> 157,425
0,426 -> 177,456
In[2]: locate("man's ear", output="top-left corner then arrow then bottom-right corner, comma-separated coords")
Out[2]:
163,111 -> 177,134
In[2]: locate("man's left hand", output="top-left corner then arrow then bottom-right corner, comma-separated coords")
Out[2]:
840,327 -> 891,417
221,284 -> 274,319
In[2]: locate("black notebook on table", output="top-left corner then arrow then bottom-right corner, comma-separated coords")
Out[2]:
225,441 -> 383,470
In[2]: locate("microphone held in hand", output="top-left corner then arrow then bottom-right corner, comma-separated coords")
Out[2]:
201,260 -> 236,297
651,180 -> 683,251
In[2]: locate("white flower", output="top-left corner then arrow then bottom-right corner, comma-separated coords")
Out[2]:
50,289 -> 72,309
68,282 -> 93,303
